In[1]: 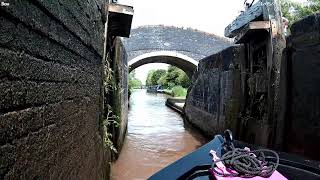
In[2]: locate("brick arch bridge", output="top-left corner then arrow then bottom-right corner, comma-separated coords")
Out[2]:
128,51 -> 198,78
122,25 -> 232,75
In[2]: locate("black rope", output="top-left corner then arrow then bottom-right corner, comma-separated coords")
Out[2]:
211,148 -> 279,178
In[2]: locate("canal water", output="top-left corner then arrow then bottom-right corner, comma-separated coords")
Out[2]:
111,89 -> 208,180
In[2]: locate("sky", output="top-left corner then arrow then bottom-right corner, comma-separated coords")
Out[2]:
117,0 -> 306,83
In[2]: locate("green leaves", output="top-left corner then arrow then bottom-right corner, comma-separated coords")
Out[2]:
129,70 -> 142,89
147,65 -> 191,88
281,0 -> 320,27
146,69 -> 166,86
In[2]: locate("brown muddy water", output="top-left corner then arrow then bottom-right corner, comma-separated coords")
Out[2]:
111,89 -> 208,180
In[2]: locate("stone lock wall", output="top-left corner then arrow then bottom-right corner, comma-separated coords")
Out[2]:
185,13 -> 320,160
111,38 -> 128,156
281,13 -> 320,160
0,0 -> 108,179
185,46 -> 244,137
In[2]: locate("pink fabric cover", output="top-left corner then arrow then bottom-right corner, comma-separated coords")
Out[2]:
209,150 -> 287,180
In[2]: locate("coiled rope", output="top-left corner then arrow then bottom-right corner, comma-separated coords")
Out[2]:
210,147 -> 279,178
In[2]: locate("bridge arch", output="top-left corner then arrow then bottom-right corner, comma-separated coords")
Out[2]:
128,51 -> 198,78
123,25 -> 232,76
125,26 -> 232,78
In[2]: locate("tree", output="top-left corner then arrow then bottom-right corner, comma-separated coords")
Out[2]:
166,66 -> 181,88
146,70 -> 155,86
151,69 -> 166,85
281,0 -> 320,26
146,69 -> 166,86
176,72 -> 191,88
309,0 -> 320,12
157,74 -> 167,87
129,70 -> 142,89
146,66 -> 191,89
155,65 -> 191,88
